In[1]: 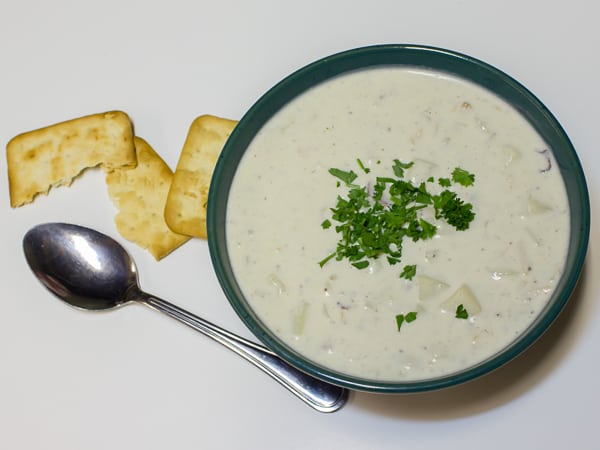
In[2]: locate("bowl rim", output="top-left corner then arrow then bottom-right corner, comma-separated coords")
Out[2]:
207,44 -> 590,393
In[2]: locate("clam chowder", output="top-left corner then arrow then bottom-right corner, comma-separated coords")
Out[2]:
225,67 -> 569,381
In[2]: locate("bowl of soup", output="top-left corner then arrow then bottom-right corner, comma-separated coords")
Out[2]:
207,44 -> 589,393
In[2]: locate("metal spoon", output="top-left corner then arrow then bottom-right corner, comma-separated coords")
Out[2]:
23,222 -> 348,413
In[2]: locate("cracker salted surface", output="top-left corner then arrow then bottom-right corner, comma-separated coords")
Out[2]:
165,115 -> 237,238
106,137 -> 190,260
6,110 -> 136,207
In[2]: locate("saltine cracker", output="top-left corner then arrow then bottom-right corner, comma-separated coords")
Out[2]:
6,111 -> 136,207
106,137 -> 190,260
165,115 -> 237,238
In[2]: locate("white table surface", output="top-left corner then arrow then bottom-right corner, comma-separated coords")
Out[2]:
1,1 -> 598,449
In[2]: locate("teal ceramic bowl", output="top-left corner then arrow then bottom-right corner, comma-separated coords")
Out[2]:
207,44 -> 590,393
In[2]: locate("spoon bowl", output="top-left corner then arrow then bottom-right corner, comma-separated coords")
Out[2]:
23,222 -> 348,413
24,222 -> 136,310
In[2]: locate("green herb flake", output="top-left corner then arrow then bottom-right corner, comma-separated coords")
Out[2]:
451,167 -> 475,187
395,314 -> 405,331
318,253 -> 335,268
356,158 -> 370,174
455,304 -> 469,319
405,311 -> 418,323
419,219 -> 437,239
351,260 -> 370,270
392,159 -> 414,178
432,190 -> 475,231
328,168 -> 358,186
396,311 -> 418,331
400,264 -> 417,280
321,219 -> 332,229
438,177 -> 451,187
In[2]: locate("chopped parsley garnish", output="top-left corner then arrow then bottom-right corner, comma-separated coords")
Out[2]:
356,158 -> 370,174
321,219 -> 332,229
392,159 -> 414,178
400,264 -> 417,280
455,304 -> 469,319
319,159 -> 476,276
317,253 -> 335,268
405,311 -> 418,322
395,311 -> 418,331
438,177 -> 451,187
351,260 -> 369,270
432,190 -> 475,231
328,168 -> 357,186
451,167 -> 475,187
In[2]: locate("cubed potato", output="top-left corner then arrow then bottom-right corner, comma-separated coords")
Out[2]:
417,275 -> 449,300
440,284 -> 481,315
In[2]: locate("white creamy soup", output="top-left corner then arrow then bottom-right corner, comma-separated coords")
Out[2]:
226,67 -> 569,381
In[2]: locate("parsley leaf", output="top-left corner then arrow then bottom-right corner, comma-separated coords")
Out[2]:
438,177 -> 451,187
433,190 -> 475,231
405,311 -> 418,322
396,311 -> 418,331
352,260 -> 370,270
451,167 -> 475,186
419,219 -> 437,239
318,253 -> 336,268
392,159 -> 414,178
400,264 -> 417,280
356,158 -> 370,174
455,304 -> 469,319
328,168 -> 358,186
395,314 -> 405,330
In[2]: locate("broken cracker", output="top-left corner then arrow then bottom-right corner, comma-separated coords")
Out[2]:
6,110 -> 136,207
106,136 -> 190,260
164,115 -> 237,238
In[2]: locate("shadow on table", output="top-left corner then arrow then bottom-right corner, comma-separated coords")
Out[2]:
351,262 -> 592,420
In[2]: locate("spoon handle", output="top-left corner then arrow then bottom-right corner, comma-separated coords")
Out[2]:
138,293 -> 348,413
